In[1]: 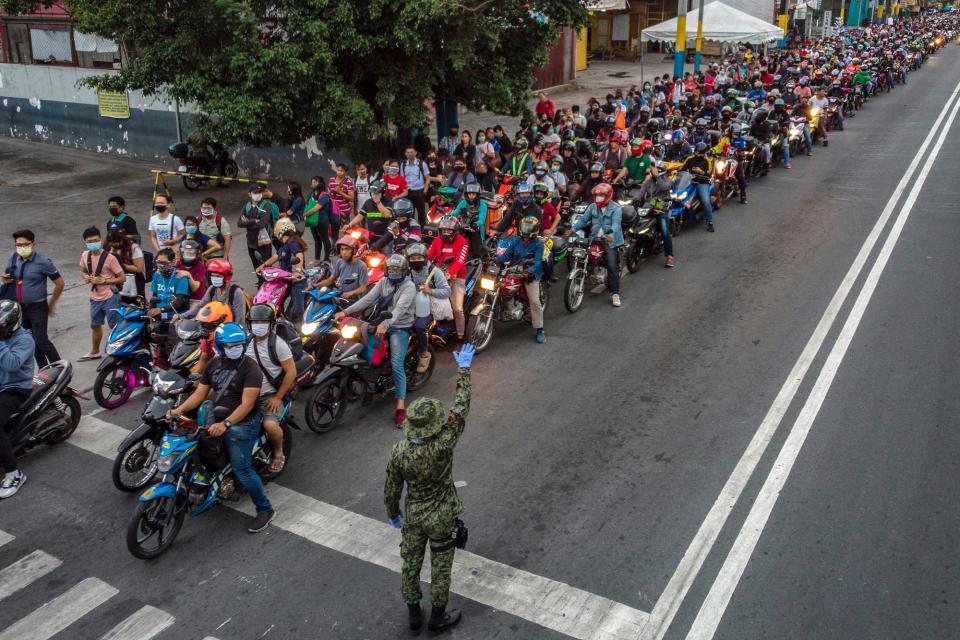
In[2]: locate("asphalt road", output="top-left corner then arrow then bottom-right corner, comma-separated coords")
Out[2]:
1,45 -> 959,640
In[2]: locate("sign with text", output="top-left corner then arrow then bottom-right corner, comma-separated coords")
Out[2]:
97,89 -> 130,119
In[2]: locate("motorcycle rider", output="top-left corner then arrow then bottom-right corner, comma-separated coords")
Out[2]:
335,254 -> 418,428
749,107 -> 773,174
0,301 -> 34,498
169,322 -> 276,533
373,198 -> 422,255
808,88 -> 830,147
690,118 -> 712,147
312,236 -> 369,300
245,304 -> 295,473
559,141 -> 585,186
406,243 -> 450,374
451,184 -> 487,259
495,216 -> 546,344
525,161 -> 556,197
637,161 -> 677,268
624,139 -> 654,184
493,182 -> 541,237
573,162 -> 606,205
681,142 -> 716,232
505,138 -> 533,178
349,179 -> 394,244
428,217 -> 470,345
179,258 -> 248,327
571,183 -> 624,307
664,130 -> 693,162
770,99 -> 793,168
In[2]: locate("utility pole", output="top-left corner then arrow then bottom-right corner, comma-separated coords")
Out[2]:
674,0 -> 687,78
779,0 -> 789,47
694,0 -> 705,72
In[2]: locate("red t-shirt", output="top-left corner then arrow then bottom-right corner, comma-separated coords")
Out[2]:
384,175 -> 408,200
428,234 -> 469,279
540,202 -> 559,232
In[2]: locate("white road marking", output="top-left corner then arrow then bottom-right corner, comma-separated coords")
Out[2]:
684,78 -> 960,640
640,80 -> 960,640
0,550 -> 62,602
0,530 -> 13,548
69,415 -> 649,640
0,576 -> 118,640
97,605 -> 175,640
88,387 -> 148,418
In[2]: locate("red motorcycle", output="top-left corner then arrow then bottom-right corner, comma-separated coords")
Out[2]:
467,255 -> 547,353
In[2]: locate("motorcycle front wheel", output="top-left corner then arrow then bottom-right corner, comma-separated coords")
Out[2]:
112,433 -> 159,492
94,362 -> 136,409
126,496 -> 186,560
220,160 -> 239,184
305,377 -> 347,433
627,240 -> 649,274
467,312 -> 495,353
564,272 -> 585,313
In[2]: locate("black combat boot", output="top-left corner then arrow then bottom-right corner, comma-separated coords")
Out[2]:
408,603 -> 423,631
427,605 -> 461,633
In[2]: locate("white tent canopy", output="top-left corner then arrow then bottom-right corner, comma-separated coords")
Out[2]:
641,2 -> 784,45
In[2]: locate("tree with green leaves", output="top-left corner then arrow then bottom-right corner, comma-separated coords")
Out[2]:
2,0 -> 588,159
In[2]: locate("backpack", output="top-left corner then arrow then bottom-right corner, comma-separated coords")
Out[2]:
210,213 -> 225,244
251,320 -> 303,393
84,251 -> 111,292
227,283 -> 254,315
110,213 -> 142,246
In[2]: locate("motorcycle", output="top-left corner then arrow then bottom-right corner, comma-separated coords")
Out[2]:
125,402 -> 295,559
467,256 -> 548,353
302,313 -> 435,433
167,142 -> 239,191
787,116 -> 808,157
364,250 -> 387,286
563,230 -> 627,314
667,171 -> 709,234
254,265 -> 296,319
112,369 -> 194,492
9,360 -> 83,461
94,298 -> 162,409
166,319 -> 205,377
625,203 -> 666,273
428,256 -> 482,349
301,265 -> 353,367
711,149 -> 739,206
422,186 -> 459,240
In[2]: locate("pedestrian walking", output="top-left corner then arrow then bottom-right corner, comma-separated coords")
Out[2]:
384,344 -> 475,633
0,230 -> 64,367
78,227 -> 125,361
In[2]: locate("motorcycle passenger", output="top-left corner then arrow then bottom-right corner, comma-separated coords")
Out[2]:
373,198 -> 423,255
600,134 -> 628,181
428,218 -> 470,345
256,219 -> 307,322
495,216 -> 546,344
181,258 -> 248,326
624,139 -> 654,184
664,130 -> 693,162
572,184 -> 624,307
559,141 -> 585,186
533,182 -> 560,283
525,160 -> 555,197
176,238 -> 205,309
407,244 -> 450,375
312,236 -> 369,301
451,183 -> 488,257
245,304 -> 294,474
335,254 -> 417,428
681,143 -> 716,232
195,300 -> 234,374
547,155 -> 568,198
771,99 -> 793,168
349,179 -> 394,244
0,301 -> 34,499
574,162 -> 605,204
637,162 -> 677,268
147,249 -> 192,355
169,322 -> 275,533
444,160 -> 476,199
493,182 -> 541,237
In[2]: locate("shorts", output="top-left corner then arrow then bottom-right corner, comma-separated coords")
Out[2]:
90,294 -> 119,327
258,394 -> 283,424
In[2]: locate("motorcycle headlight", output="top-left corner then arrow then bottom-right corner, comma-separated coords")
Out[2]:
810,107 -> 820,117
367,256 -> 382,268
617,199 -> 632,206
480,276 -> 497,291
157,452 -> 178,473
301,321 -> 319,336
340,323 -> 359,340
715,160 -> 726,172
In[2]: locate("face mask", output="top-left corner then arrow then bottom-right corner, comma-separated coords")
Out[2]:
551,164 -> 561,171
157,263 -> 175,276
86,242 -> 102,252
405,153 -> 416,160
201,209 -> 215,217
546,129 -> 554,135
154,204 -> 168,213
223,345 -> 245,360
185,225 -> 198,235
595,195 -> 606,205
251,194 -> 263,203
209,275 -> 225,288
250,323 -> 270,337
388,167 -> 399,175
109,207 -> 120,216
387,271 -> 405,284
15,246 -> 32,258
409,261 -> 425,272
477,136 -> 486,143
455,166 -> 465,173
535,170 -> 546,177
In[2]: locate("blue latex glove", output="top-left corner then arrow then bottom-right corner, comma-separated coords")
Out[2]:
389,513 -> 403,529
453,344 -> 476,368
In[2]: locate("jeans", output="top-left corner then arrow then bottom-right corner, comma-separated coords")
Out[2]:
0,388 -> 29,473
388,328 -> 410,400
658,212 -> 674,257
413,315 -> 432,353
695,182 -> 714,226
20,301 -> 60,368
224,415 -> 272,513
449,278 -> 465,338
604,245 -> 621,294
289,278 -> 306,323
803,123 -> 813,151
781,141 -> 790,164
407,189 -> 427,226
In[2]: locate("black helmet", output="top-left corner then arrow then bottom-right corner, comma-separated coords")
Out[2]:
0,300 -> 22,340
369,179 -> 387,196
647,117 -> 663,131
561,140 -> 575,152
562,129 -> 575,141
247,303 -> 276,330
392,198 -> 415,219
774,98 -> 786,108
465,183 -> 481,195
695,142 -> 708,154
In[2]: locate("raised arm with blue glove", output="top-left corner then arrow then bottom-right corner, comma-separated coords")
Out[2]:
453,343 -> 475,369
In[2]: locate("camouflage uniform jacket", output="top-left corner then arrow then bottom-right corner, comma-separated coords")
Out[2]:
384,368 -> 471,525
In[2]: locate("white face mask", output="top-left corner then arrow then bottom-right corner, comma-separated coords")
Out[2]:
594,196 -> 606,205
209,275 -> 225,288
250,323 -> 270,337
223,345 -> 245,360
251,194 -> 263,203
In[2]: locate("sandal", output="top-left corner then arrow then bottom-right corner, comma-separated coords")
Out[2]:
77,353 -> 102,362
269,454 -> 286,473
416,351 -> 432,374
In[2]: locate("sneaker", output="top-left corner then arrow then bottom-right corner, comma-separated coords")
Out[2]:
707,223 -> 715,232
612,294 -> 622,307
535,329 -> 545,344
0,470 -> 26,499
739,197 -> 748,205
784,163 -> 792,169
665,255 -> 675,268
394,409 -> 407,429
248,508 -> 275,533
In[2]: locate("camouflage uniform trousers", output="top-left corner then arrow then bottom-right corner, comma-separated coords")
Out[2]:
400,509 -> 457,606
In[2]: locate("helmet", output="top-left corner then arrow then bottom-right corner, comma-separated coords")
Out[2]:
672,130 -> 686,143
392,198 -> 415,219
604,115 -> 616,127
561,140 -> 575,152
274,218 -> 296,239
733,137 -> 747,150
726,88 -> 739,98
695,117 -> 708,129
799,77 -> 809,85
550,155 -> 563,167
694,142 -> 708,154
642,139 -> 654,151
213,322 -> 248,359
589,161 -> 603,174
721,105 -> 733,115
514,137 -> 529,151
464,182 -> 481,196
335,235 -> 358,256
754,80 -> 762,88
774,98 -> 786,108
385,253 -> 409,284
0,300 -> 22,340
639,104 -> 652,114
247,303 -> 276,331
437,185 -> 459,204
206,258 -> 233,282
647,117 -> 663,131
197,300 -> 233,334
591,183 -> 614,206
730,122 -> 744,136
630,137 -> 643,147
405,242 -> 428,264
534,160 -> 548,174
515,181 -> 533,204
368,179 -> 387,196
518,216 -> 541,239
769,88 -> 781,96
179,239 -> 202,266
438,216 -> 460,241
561,129 -> 575,141
532,182 -> 550,200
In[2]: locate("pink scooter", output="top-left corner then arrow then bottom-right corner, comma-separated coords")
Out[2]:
254,267 -> 295,318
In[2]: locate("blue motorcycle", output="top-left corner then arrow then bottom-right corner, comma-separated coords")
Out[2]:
125,402 -> 295,559
667,170 -> 713,235
300,265 -> 363,366
94,299 -> 160,409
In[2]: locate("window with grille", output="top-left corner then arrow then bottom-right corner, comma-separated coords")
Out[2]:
29,27 -> 73,64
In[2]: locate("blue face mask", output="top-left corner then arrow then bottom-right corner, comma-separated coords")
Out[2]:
185,225 -> 198,235
86,242 -> 102,252
517,196 -> 532,206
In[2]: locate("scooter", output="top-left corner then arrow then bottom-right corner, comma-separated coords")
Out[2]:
10,360 -> 83,460
94,297 -> 164,409
254,266 -> 296,319
301,265 -> 351,367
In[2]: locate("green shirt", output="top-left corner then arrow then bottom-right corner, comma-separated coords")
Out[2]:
624,154 -> 653,182
198,216 -> 232,258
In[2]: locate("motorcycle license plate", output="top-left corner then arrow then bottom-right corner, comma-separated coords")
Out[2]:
178,165 -> 187,172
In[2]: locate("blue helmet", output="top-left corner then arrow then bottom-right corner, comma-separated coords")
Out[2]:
214,322 -> 248,355
732,138 -> 747,150
672,130 -> 686,143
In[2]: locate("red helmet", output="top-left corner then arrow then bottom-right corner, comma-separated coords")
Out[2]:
335,235 -> 358,253
206,258 -> 233,282
591,183 -> 614,206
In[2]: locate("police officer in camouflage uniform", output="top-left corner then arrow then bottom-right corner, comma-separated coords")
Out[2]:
385,344 -> 476,633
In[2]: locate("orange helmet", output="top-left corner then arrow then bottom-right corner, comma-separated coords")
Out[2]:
591,183 -> 614,206
206,258 -> 233,282
196,301 -> 233,334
